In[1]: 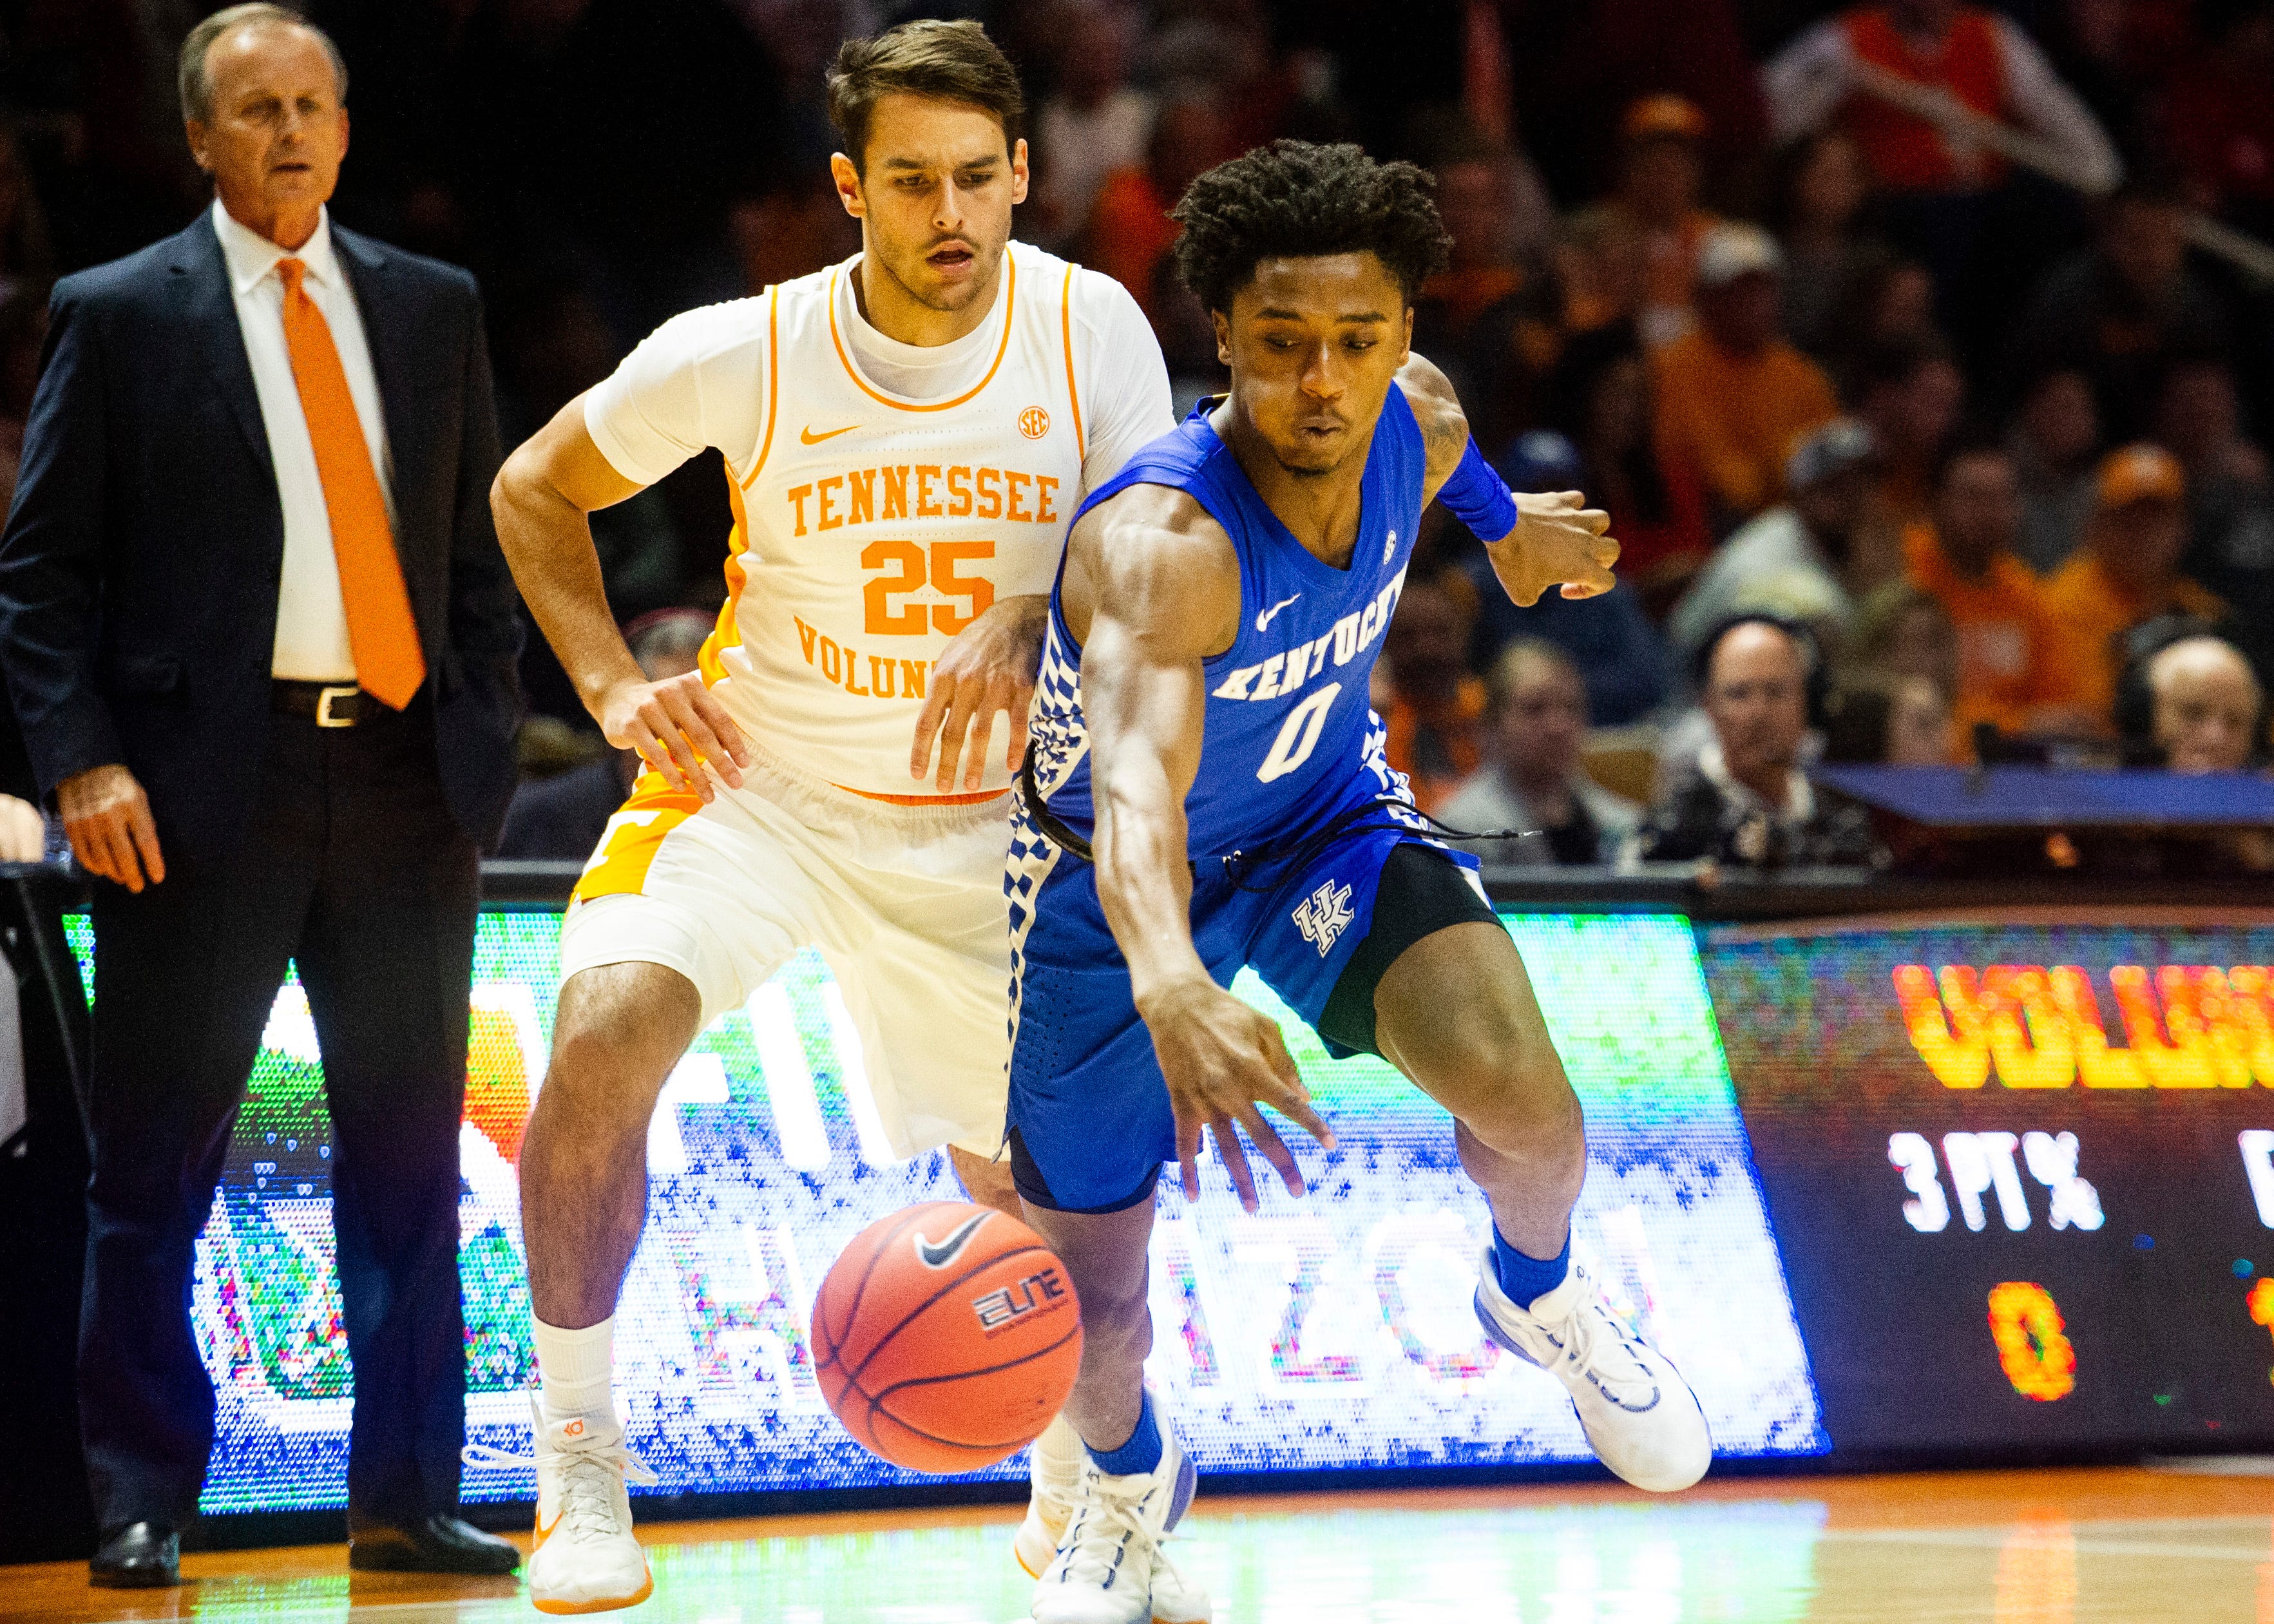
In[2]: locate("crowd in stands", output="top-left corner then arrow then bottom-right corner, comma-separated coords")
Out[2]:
1,0 -> 2270,874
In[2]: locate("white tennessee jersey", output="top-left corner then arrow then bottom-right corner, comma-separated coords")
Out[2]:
585,242 -> 1172,804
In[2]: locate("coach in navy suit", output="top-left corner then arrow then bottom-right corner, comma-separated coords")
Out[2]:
0,5 -> 521,1585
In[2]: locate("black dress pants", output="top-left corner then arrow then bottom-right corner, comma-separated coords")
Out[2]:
78,696 -> 479,1533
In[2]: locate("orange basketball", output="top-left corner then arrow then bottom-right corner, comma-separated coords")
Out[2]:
812,1201 -> 1083,1473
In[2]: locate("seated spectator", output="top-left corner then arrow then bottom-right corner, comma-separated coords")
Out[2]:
2011,174 -> 2236,441
1032,3 -> 1155,253
1547,323 -> 1711,608
1084,91 -> 1234,331
1851,335 -> 1965,531
1902,439 -> 2063,740
1440,641 -> 1642,866
2007,366 -> 2101,575
497,610 -> 714,859
1846,578 -> 1962,700
2119,628 -> 2268,773
1631,616 -> 1882,867
1555,203 -> 1650,338
1768,0 -> 2119,367
1650,224 -> 1840,531
727,173 -> 859,295
1465,432 -> 1673,725
2157,354 -> 2274,674
1416,128 -> 1562,453
1763,0 -> 2119,203
1824,256 -> 1942,393
1670,417 -> 1877,671
1821,669 -> 1958,764
1587,95 -> 1719,349
1381,578 -> 1486,814
1774,129 -> 1892,364
2037,445 -> 2227,728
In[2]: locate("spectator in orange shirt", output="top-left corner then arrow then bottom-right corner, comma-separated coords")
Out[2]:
1556,204 -> 1650,338
2037,444 -> 2228,729
1080,91 -> 1232,330
1853,334 -> 1966,530
1762,0 -> 2119,202
1652,223 -> 1841,531
1382,577 -> 1487,815
1598,95 -> 1719,349
1902,439 -> 2061,741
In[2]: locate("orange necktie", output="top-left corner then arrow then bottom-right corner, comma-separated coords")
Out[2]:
276,256 -> 425,709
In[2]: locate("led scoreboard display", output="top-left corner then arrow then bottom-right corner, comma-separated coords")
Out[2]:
1703,913 -> 2274,1454
64,899 -> 2269,1518
61,910 -> 1822,1515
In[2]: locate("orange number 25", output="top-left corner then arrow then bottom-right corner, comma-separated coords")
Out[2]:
862,540 -> 997,636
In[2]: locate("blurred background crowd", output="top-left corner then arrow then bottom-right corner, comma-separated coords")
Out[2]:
3,0 -> 2271,872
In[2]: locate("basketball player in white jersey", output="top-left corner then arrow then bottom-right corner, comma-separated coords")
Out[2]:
484,22 -> 1174,1613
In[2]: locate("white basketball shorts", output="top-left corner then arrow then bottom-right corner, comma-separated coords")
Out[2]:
557,743 -> 1013,1161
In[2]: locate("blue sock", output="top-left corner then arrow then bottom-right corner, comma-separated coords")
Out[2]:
1088,1391 -> 1163,1478
1493,1225 -> 1571,1310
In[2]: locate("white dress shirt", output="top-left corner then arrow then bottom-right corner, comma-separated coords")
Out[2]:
211,198 -> 398,683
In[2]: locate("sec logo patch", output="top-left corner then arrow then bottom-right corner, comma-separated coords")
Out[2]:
1018,405 -> 1051,440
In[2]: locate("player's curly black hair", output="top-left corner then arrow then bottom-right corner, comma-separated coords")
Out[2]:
1170,140 -> 1453,316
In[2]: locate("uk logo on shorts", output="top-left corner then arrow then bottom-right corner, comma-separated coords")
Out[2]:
1292,879 -> 1355,957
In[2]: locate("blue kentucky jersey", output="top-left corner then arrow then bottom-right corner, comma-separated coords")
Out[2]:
1029,386 -> 1428,858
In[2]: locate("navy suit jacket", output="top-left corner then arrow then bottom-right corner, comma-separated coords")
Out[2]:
0,212 -> 522,855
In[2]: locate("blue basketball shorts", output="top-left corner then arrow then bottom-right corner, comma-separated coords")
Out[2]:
1002,801 -> 1491,1214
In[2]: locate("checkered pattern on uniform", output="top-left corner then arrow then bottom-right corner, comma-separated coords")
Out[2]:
1002,614 -> 1089,1073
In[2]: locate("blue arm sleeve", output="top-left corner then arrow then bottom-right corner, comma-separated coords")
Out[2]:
1437,435 -> 1520,543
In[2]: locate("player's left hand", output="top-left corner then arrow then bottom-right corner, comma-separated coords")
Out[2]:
912,593 -> 1050,792
1138,975 -> 1338,1213
1485,490 -> 1618,607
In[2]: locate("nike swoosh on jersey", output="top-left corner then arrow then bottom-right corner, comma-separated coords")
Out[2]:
913,1211 -> 990,1269
801,423 -> 860,444
1255,593 -> 1303,633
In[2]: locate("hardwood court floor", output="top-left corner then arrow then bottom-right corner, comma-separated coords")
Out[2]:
3,1466 -> 2269,1623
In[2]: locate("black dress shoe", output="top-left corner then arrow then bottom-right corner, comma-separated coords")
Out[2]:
349,1514 -> 521,1574
90,1522 -> 181,1589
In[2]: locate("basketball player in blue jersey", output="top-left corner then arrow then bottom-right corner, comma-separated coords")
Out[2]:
1006,142 -> 1712,1623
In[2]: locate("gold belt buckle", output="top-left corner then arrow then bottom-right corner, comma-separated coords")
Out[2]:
314,685 -> 358,728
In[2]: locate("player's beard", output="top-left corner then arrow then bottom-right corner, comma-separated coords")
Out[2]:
874,230 -> 1008,316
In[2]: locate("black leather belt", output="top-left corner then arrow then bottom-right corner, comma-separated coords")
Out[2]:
272,680 -> 365,727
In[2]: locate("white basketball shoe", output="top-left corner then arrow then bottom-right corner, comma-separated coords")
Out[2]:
1015,1490 -> 1071,1583
465,1398 -> 658,1614
1031,1423 -> 1210,1624
1473,1248 -> 1712,1493
1015,1415 -> 1083,1578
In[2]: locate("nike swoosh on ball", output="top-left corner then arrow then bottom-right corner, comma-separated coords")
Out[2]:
913,1212 -> 990,1268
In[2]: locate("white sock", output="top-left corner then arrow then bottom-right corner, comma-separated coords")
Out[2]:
1030,1413 -> 1085,1504
533,1315 -> 616,1426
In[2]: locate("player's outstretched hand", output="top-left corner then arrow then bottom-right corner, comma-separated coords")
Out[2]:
912,593 -> 1049,793
1486,490 -> 1619,606
598,669 -> 750,801
1138,977 -> 1337,1213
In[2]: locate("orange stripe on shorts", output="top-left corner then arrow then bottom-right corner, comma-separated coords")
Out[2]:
571,772 -> 706,903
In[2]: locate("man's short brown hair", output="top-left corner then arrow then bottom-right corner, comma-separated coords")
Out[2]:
826,19 -> 1024,173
